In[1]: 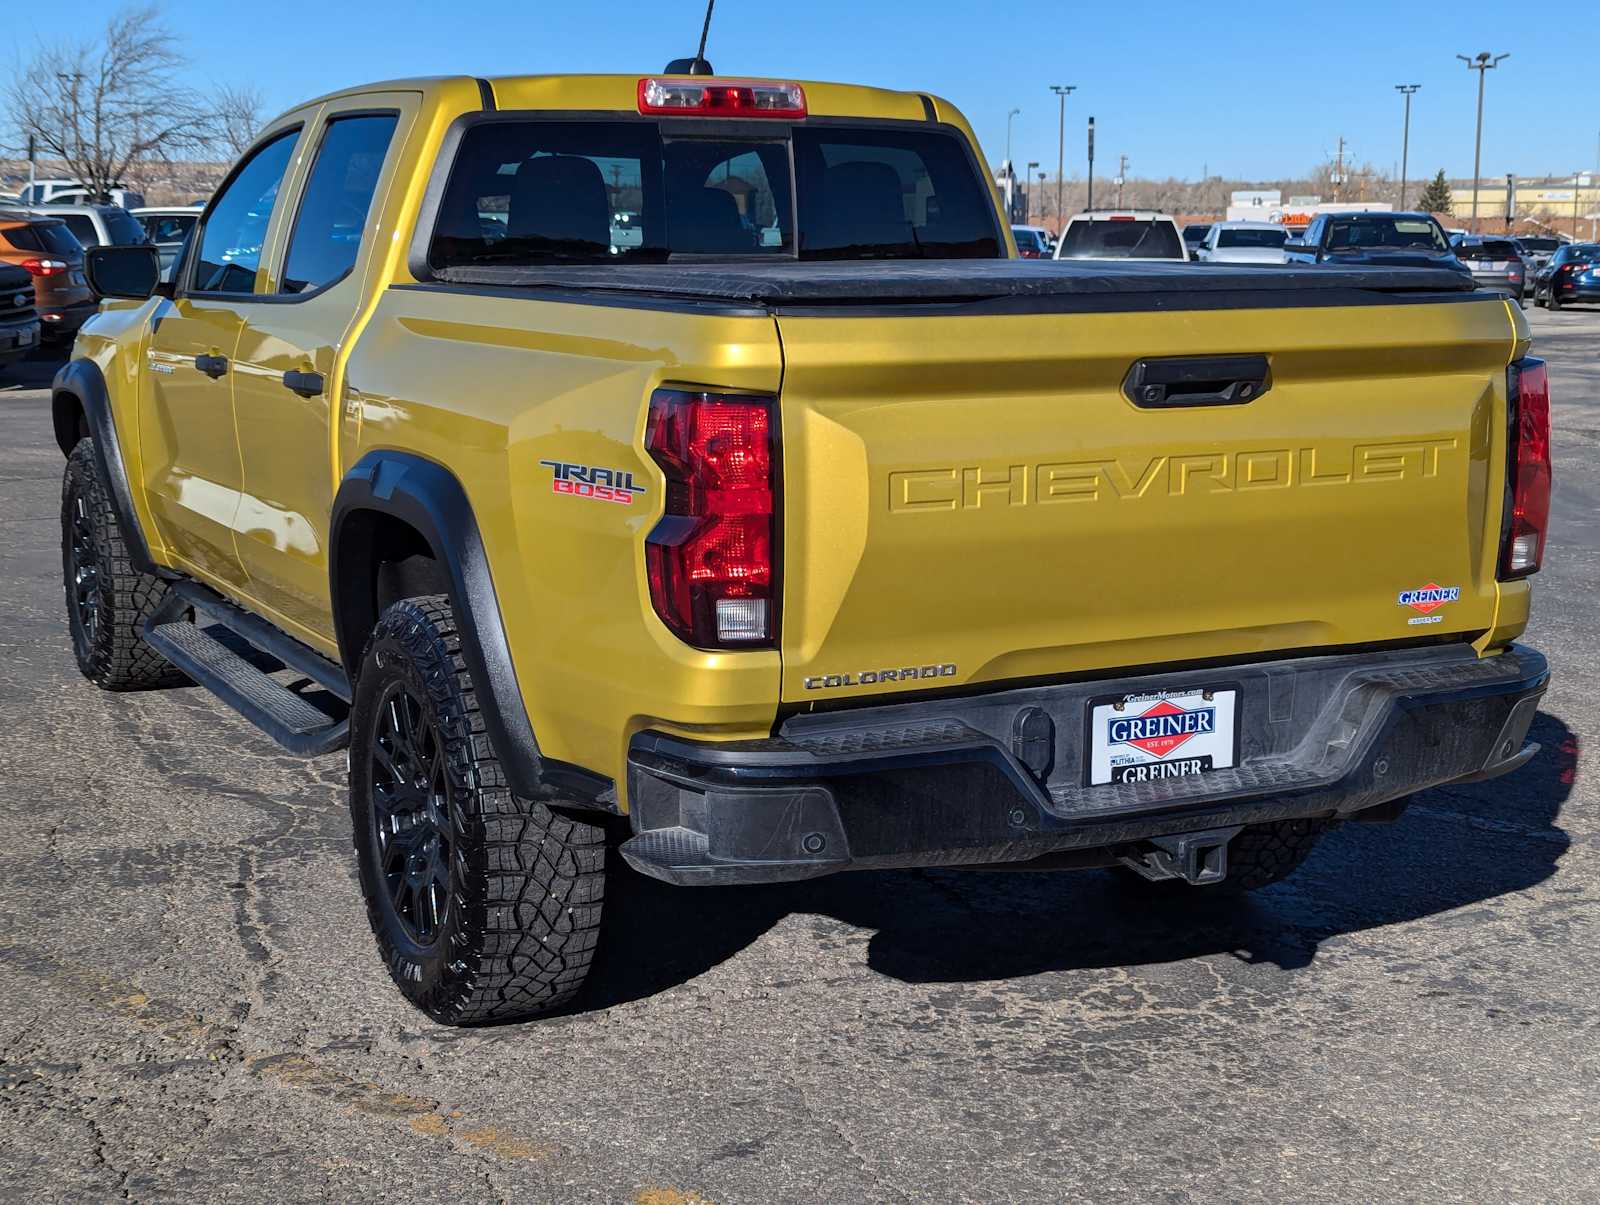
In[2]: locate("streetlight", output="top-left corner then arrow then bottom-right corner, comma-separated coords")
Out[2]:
1457,52 -> 1508,230
1050,85 -> 1075,228
1026,161 -> 1039,221
1005,107 -> 1021,170
1395,84 -> 1420,208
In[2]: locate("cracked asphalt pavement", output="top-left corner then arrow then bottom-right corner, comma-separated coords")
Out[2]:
1,307 -> 1596,1203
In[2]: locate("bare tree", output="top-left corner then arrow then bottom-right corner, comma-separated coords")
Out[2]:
213,84 -> 265,158
5,4 -> 211,202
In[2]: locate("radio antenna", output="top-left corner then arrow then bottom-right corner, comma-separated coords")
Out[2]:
695,0 -> 715,70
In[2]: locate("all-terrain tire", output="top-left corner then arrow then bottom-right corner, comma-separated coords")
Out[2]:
61,439 -> 186,691
349,595 -> 606,1025
1220,818 -> 1331,890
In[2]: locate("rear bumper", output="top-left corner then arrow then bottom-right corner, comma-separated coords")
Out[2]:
38,300 -> 96,342
622,643 -> 1548,885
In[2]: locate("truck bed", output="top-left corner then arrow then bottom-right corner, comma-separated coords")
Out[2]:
430,259 -> 1479,310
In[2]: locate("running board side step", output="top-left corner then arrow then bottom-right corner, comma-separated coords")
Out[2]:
142,580 -> 351,756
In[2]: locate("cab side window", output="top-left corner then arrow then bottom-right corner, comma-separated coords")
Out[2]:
192,130 -> 299,294
280,114 -> 399,295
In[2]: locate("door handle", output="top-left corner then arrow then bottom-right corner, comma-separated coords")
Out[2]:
282,369 -> 325,398
1123,354 -> 1271,409
194,354 -> 228,379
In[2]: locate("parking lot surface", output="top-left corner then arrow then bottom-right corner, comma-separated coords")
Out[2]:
1,307 -> 1596,1204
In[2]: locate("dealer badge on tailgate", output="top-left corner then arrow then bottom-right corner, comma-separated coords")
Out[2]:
1087,687 -> 1239,786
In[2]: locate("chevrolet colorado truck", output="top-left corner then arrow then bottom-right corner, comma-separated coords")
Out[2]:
59,71 -> 1551,1025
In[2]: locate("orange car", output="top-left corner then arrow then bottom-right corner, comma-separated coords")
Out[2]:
0,211 -> 96,344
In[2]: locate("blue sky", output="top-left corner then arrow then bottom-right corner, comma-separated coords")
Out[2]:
16,1 -> 1600,180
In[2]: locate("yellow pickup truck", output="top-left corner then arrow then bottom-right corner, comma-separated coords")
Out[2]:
56,70 -> 1551,1024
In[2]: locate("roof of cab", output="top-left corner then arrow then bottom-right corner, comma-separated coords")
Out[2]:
282,73 -> 947,126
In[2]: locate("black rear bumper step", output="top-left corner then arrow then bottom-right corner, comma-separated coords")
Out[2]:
622,643 -> 1549,886
142,581 -> 350,756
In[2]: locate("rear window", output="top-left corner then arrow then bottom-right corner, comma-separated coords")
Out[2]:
1182,225 -> 1210,244
1,221 -> 82,256
1517,238 -> 1560,252
1058,218 -> 1183,259
426,120 -> 999,269
1216,228 -> 1287,249
1467,240 -> 1519,259
1326,216 -> 1448,253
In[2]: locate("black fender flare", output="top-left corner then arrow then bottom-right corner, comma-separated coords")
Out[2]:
51,358 -> 163,577
330,450 -> 613,807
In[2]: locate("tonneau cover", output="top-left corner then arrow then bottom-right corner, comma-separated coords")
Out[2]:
431,259 -> 1481,308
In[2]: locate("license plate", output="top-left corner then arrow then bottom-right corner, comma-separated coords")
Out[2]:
20,327 -> 34,345
1086,685 -> 1239,786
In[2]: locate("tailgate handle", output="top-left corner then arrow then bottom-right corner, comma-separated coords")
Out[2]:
1124,354 -> 1270,409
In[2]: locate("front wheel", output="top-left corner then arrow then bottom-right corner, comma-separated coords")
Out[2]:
349,596 -> 607,1025
60,439 -> 186,691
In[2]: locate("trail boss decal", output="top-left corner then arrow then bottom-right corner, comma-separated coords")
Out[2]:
539,460 -> 647,505
1088,687 -> 1239,786
1398,583 -> 1460,625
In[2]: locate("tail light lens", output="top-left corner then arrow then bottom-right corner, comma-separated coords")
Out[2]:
645,388 -> 777,648
21,258 -> 67,277
1500,358 -> 1551,579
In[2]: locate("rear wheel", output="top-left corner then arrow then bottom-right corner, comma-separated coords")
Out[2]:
349,596 -> 607,1024
60,439 -> 186,691
1548,290 -> 1561,312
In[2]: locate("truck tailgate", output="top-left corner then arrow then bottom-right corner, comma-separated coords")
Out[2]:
775,296 -> 1516,702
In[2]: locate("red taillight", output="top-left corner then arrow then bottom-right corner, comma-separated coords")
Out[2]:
645,388 -> 777,648
1500,358 -> 1551,579
638,78 -> 806,118
21,258 -> 66,277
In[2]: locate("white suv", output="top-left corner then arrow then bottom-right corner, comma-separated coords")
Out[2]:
1053,211 -> 1187,262
1195,221 -> 1291,264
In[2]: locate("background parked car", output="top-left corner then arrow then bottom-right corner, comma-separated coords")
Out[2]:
0,260 -> 40,375
18,179 -> 146,210
1450,235 -> 1527,306
1010,224 -> 1054,258
1181,222 -> 1211,261
1283,211 -> 1470,278
1194,221 -> 1289,264
29,203 -> 150,252
0,211 -> 95,344
132,206 -> 202,280
1054,211 -> 1187,261
1514,236 -> 1563,294
1532,242 -> 1600,310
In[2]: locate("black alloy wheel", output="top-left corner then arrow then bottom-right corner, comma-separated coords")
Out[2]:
368,680 -> 455,947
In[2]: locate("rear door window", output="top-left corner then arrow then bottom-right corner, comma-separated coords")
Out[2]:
280,113 -> 399,294
1058,219 -> 1182,259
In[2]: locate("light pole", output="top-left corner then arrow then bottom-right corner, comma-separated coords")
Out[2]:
1086,116 -> 1096,212
1026,161 -> 1039,222
1116,154 -> 1129,208
1005,107 -> 1021,171
1050,85 -> 1075,229
1457,52 -> 1508,230
1395,84 -> 1420,208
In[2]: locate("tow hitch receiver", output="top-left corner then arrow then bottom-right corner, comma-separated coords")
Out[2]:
1119,826 -> 1244,885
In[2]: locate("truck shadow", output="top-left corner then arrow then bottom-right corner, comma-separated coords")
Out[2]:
583,710 -> 1576,1009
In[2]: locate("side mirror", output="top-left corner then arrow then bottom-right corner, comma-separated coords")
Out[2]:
85,245 -> 161,300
